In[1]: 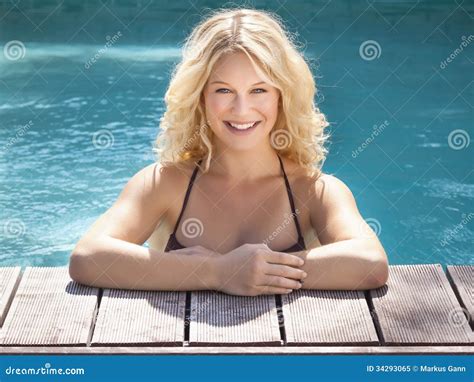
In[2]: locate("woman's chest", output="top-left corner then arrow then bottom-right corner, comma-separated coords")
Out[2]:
162,177 -> 313,253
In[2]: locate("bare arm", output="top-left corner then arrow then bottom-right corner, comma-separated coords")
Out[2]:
69,236 -> 218,290
69,164 -> 218,291
292,174 -> 389,290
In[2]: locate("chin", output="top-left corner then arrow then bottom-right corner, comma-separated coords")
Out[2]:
216,138 -> 260,152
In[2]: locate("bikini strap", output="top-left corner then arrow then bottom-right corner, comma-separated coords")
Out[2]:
277,154 -> 304,240
172,159 -> 203,234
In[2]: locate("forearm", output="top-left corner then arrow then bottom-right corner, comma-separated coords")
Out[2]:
69,236 -> 217,291
291,239 -> 389,290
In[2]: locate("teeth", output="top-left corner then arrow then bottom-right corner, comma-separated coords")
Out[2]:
228,122 -> 256,130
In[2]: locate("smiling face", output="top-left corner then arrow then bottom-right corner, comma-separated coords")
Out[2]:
202,51 -> 280,151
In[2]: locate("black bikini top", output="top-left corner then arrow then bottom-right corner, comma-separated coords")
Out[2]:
164,154 -> 306,253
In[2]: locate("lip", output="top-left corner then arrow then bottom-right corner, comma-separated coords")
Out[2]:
224,120 -> 260,125
224,121 -> 261,135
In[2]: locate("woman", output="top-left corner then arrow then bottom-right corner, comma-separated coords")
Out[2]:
69,8 -> 389,295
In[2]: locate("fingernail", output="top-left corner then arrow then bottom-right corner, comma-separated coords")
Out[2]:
300,281 -> 304,286
302,272 -> 307,278
298,259 -> 304,266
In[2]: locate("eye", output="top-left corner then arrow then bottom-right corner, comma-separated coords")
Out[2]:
216,88 -> 231,93
252,88 -> 267,93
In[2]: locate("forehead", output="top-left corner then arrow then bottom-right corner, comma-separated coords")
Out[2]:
208,51 -> 266,84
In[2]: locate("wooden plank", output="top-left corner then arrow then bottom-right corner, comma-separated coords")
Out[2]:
189,291 -> 281,346
0,267 -> 22,326
91,289 -> 186,346
370,264 -> 473,345
1,345 -> 472,355
447,265 -> 473,324
0,267 -> 99,346
282,289 -> 378,345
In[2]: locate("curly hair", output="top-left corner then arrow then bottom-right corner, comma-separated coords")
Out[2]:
153,8 -> 329,176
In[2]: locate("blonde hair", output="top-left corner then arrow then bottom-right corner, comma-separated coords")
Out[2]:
153,8 -> 329,176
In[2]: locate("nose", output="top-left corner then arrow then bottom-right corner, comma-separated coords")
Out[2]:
231,94 -> 252,115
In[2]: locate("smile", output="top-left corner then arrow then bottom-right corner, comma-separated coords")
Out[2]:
224,121 -> 261,134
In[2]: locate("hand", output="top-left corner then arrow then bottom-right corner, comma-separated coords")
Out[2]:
214,243 -> 307,296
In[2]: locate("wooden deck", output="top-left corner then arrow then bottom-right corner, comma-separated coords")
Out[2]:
0,264 -> 472,354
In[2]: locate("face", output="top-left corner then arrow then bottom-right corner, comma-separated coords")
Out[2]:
202,51 -> 280,151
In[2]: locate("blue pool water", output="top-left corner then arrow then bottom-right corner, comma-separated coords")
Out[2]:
0,1 -> 472,268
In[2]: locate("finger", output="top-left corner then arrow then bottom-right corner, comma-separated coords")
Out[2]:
257,286 -> 294,295
265,263 -> 307,280
259,275 -> 303,290
241,243 -> 271,251
265,251 -> 304,267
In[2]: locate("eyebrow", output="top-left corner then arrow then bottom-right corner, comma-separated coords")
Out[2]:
209,81 -> 266,86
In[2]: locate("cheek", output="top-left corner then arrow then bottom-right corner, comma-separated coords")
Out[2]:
206,95 -> 228,117
258,96 -> 279,120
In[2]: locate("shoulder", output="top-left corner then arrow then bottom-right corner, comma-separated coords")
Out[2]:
280,157 -> 354,203
143,159 -> 198,185
125,159 -> 199,204
306,173 -> 364,243
282,158 -> 357,215
312,173 -> 355,203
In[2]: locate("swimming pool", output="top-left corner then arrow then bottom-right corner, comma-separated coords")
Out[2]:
0,1 -> 472,268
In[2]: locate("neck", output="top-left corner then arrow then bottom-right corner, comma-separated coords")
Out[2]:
209,144 -> 280,183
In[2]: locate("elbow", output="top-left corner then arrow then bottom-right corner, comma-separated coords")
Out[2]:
363,255 -> 389,290
69,246 -> 94,286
